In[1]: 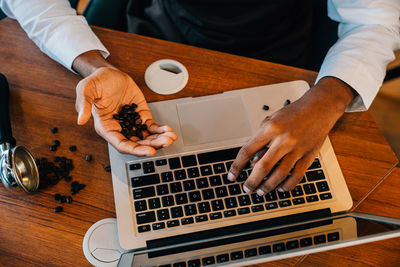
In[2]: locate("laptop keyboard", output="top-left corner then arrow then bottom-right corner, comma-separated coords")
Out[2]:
128,146 -> 333,234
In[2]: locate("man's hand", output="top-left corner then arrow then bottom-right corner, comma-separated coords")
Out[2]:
228,77 -> 355,195
72,50 -> 177,156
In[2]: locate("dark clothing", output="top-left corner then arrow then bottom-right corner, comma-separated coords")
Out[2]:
126,0 -> 313,68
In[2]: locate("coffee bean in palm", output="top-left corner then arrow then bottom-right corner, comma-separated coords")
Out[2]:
54,206 -> 63,213
51,127 -> 58,134
123,105 -> 131,111
262,105 -> 269,111
131,103 -> 137,109
284,99 -> 291,106
69,145 -> 77,152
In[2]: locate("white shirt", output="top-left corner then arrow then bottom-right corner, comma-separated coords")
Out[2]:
1,0 -> 399,112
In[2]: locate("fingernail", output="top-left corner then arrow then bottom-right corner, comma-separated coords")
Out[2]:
256,189 -> 265,196
243,185 -> 251,193
227,172 -> 235,181
277,187 -> 285,192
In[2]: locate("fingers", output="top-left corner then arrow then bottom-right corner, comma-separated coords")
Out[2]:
250,147 -> 268,167
75,79 -> 94,125
136,132 -> 176,148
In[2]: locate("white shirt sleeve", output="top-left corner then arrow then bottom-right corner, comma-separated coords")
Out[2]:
316,0 -> 400,112
0,0 -> 110,72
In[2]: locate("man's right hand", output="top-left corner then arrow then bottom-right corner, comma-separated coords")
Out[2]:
73,50 -> 177,156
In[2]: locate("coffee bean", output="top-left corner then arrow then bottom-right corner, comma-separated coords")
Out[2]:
135,119 -> 142,125
78,184 -> 86,190
70,188 -> 77,195
284,99 -> 291,106
60,196 -> 66,204
131,103 -> 138,109
66,196 -> 73,204
52,140 -> 60,146
54,193 -> 61,201
51,127 -> 58,134
85,154 -> 93,162
262,105 -> 269,111
104,165 -> 111,172
123,105 -> 131,111
54,157 -> 60,163
71,181 -> 79,188
69,145 -> 77,152
64,176 -> 72,182
49,145 -> 57,151
113,114 -> 121,120
54,206 -> 63,213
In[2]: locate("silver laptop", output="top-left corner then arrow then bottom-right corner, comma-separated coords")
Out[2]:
109,80 -> 360,264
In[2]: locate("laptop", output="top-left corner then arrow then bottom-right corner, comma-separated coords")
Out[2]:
108,80 -> 392,266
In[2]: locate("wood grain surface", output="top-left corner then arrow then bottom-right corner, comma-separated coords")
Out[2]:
0,18 -> 398,267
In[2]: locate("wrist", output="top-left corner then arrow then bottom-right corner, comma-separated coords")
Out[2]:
72,50 -> 116,77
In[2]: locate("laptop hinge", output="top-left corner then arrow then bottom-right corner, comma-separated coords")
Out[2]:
146,208 -> 331,254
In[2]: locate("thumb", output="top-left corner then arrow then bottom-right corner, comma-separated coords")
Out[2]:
75,80 -> 93,125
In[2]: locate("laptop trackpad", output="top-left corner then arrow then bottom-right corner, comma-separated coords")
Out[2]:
176,95 -> 252,146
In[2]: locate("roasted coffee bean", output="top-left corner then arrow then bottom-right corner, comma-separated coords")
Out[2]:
113,114 -> 121,120
51,127 -> 58,134
64,176 -> 72,182
70,188 -> 77,195
49,145 -> 57,151
123,105 -> 131,111
66,196 -> 73,204
131,103 -> 138,109
52,140 -> 60,146
54,193 -> 61,201
60,196 -> 67,204
54,206 -> 63,213
104,165 -> 111,172
135,119 -> 142,125
284,99 -> 291,106
71,181 -> 79,188
262,105 -> 269,110
85,154 -> 93,162
78,184 -> 86,190
69,145 -> 77,152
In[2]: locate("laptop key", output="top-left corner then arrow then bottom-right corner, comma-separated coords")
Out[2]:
211,199 -> 224,211
170,182 -> 183,193
251,193 -> 265,204
129,163 -> 141,170
157,209 -> 170,220
259,245 -> 271,255
143,161 -> 154,168
155,159 -> 167,166
200,165 -> 213,176
210,212 -> 223,220
286,240 -> 299,250
273,243 -> 286,252
184,204 -> 198,216
173,262 -> 185,267
225,161 -> 233,170
237,171 -> 248,182
133,186 -> 155,199
306,169 -> 325,181
238,207 -> 251,215
187,167 -> 200,178
198,202 -> 211,213
160,264 -> 171,267
183,180 -> 196,191
189,191 -> 202,202
216,254 -> 230,263
308,158 -> 321,170
196,178 -> 209,189
202,189 -> 215,200
316,181 -> 330,192
245,248 -> 257,258
279,200 -> 292,207
328,232 -> 340,242
222,173 -> 234,184
215,186 -> 228,197
134,200 -> 147,212
197,147 -> 240,165
182,155 -> 197,167
224,209 -> 237,218
161,171 -> 173,182
238,195 -> 251,206
157,184 -> 169,195
231,251 -> 244,260
167,220 -> 180,228
252,204 -> 264,212
292,197 -> 305,205
225,197 -> 238,209
209,175 -> 222,186
162,196 -> 175,207
143,166 -> 155,174
228,184 -> 242,195
188,259 -> 201,267
278,190 -> 291,199
195,215 -> 208,223
137,225 -> 150,233
181,217 -> 194,225
152,222 -> 165,230
136,211 -> 156,224
265,202 -> 278,210
299,176 -> 307,183
175,193 -> 188,205
320,192 -> 332,200
265,190 -> 278,202
148,198 -> 161,209
202,256 -> 215,265
300,237 -> 312,247
174,169 -> 187,180
314,234 -> 326,244
131,173 -> 160,188
171,206 -> 184,218
303,183 -> 317,194
168,157 -> 181,170
306,195 -> 319,202
291,185 -> 304,197
213,163 -> 226,174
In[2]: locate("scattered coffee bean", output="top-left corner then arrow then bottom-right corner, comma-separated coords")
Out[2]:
49,145 -> 57,152
284,99 -> 291,106
60,195 -> 66,204
54,206 -> 63,213
70,188 -> 77,195
51,127 -> 58,134
69,145 -> 77,152
85,154 -> 93,162
52,140 -> 60,147
54,193 -> 61,201
78,184 -> 86,190
66,196 -> 73,204
104,165 -> 111,172
71,181 -> 79,188
262,105 -> 269,111
64,176 -> 72,182
114,103 -> 147,140
37,156 -> 74,189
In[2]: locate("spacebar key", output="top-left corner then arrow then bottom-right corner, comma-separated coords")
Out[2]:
136,211 -> 156,224
197,147 -> 241,165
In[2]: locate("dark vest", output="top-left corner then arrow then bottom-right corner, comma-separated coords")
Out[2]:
126,0 -> 313,68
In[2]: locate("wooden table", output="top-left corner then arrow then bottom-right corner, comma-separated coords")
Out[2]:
0,18 -> 398,266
